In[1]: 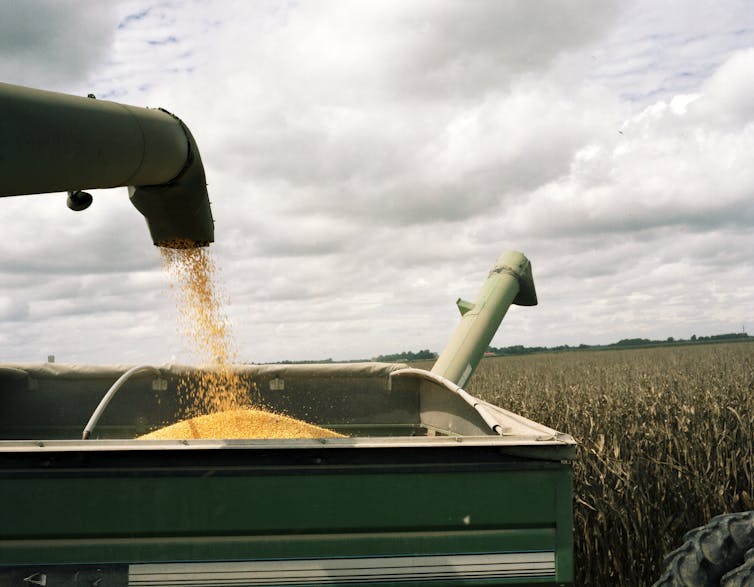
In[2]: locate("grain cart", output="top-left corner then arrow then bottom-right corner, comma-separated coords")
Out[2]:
0,83 -> 576,586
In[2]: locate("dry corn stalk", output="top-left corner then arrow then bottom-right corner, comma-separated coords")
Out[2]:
466,341 -> 754,586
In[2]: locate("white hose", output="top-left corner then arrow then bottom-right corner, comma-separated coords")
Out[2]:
82,365 -> 161,440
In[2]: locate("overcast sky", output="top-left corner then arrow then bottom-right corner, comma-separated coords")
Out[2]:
1,0 -> 753,364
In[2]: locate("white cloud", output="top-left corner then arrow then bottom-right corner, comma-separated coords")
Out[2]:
578,0 -> 754,104
686,48 -> 754,128
2,1 -> 753,364
0,0 -> 117,89
501,49 -> 754,241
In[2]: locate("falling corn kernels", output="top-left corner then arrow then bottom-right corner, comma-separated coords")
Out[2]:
160,242 -> 249,416
154,242 -> 341,439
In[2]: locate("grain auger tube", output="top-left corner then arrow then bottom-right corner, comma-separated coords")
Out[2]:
431,250 -> 537,388
0,82 -> 214,248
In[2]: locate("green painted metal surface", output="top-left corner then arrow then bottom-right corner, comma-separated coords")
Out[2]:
0,360 -> 575,585
0,446 -> 573,585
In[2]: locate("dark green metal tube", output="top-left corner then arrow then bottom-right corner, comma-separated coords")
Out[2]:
0,82 -> 214,247
431,251 -> 537,388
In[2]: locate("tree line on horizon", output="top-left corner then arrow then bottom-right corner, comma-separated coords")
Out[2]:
485,331 -> 750,357
261,332 -> 749,364
373,332 -> 751,362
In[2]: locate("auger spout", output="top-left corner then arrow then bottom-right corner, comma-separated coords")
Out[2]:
0,82 -> 213,248
431,251 -> 537,388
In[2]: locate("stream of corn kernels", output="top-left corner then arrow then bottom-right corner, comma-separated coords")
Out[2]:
154,242 -> 343,439
160,242 -> 250,417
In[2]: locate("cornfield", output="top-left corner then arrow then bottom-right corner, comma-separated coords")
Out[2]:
465,341 -> 754,586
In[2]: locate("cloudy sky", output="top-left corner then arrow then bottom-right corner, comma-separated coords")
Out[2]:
1,0 -> 753,364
